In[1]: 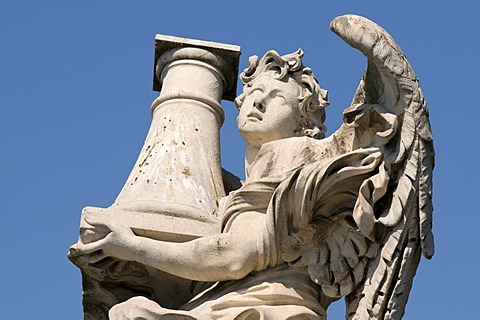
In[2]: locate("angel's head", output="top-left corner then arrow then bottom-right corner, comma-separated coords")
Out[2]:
235,49 -> 329,148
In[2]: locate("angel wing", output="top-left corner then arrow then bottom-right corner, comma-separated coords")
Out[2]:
275,15 -> 434,319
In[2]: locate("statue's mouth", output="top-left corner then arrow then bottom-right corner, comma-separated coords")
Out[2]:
246,112 -> 262,122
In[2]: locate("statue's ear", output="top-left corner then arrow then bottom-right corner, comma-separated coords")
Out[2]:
297,115 -> 321,139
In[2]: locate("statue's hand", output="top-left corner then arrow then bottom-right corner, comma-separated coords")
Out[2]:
69,213 -> 138,264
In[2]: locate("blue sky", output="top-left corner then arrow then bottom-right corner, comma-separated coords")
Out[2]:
1,1 -> 478,318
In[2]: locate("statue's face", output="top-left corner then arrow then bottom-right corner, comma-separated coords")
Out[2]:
237,74 -> 301,148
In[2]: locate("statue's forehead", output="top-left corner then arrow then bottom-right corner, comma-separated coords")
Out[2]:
248,74 -> 299,93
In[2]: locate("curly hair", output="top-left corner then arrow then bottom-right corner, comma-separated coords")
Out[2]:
235,49 -> 329,139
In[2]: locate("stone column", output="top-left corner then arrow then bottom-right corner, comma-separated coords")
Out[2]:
108,36 -> 241,241
73,35 -> 240,319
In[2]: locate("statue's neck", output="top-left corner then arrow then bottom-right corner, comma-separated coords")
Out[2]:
244,143 -> 260,178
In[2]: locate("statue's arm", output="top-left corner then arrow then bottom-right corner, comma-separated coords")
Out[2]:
70,211 -> 263,282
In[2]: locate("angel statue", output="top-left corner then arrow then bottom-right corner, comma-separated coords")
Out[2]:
69,15 -> 434,319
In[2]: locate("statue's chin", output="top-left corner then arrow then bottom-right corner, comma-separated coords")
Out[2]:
238,124 -> 259,141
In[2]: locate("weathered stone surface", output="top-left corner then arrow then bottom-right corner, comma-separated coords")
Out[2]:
70,35 -> 241,319
70,15 -> 434,320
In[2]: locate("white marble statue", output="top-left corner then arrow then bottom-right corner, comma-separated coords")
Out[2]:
70,15 -> 434,319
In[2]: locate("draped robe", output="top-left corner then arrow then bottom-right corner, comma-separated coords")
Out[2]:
110,136 -> 382,319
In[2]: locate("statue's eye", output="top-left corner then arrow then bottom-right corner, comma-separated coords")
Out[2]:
274,94 -> 286,104
249,88 -> 263,95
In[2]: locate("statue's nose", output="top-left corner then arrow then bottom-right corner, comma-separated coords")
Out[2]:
253,98 -> 265,112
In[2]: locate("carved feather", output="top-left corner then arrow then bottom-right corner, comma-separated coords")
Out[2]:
418,136 -> 435,258
329,14 -> 435,319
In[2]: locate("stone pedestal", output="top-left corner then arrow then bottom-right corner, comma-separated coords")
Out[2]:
73,35 -> 240,319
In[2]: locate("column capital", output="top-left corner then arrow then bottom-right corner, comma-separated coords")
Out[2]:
153,34 -> 241,101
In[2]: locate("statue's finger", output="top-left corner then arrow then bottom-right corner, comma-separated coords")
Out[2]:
84,215 -> 108,228
75,238 -> 107,254
68,244 -> 80,258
